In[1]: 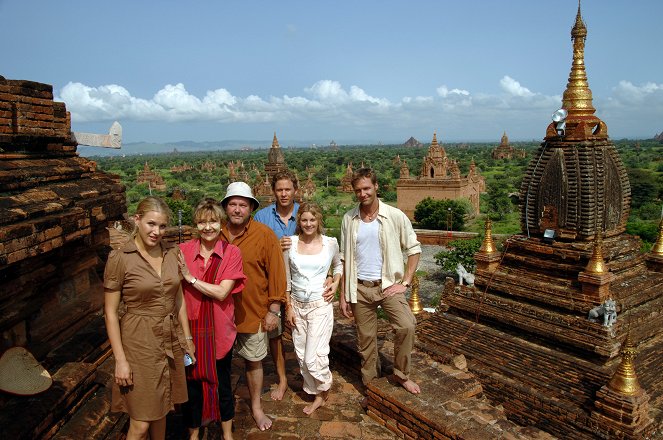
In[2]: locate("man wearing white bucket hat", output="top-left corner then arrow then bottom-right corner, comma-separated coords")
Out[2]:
219,181 -> 286,431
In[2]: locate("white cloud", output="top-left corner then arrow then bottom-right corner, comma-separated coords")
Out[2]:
500,75 -> 534,97
610,80 -> 663,105
436,85 -> 470,97
56,76 -> 663,141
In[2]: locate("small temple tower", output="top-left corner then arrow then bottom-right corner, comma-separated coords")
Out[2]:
136,162 -> 166,191
417,4 -> 662,438
396,132 -> 485,219
264,132 -> 288,180
339,162 -> 354,193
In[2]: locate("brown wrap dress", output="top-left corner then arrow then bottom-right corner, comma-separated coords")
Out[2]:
104,239 -> 188,421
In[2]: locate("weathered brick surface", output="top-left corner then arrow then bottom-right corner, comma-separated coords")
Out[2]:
331,313 -> 552,439
0,76 -> 126,358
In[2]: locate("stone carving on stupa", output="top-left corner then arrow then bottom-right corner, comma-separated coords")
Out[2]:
415,3 -> 662,438
396,132 -> 485,219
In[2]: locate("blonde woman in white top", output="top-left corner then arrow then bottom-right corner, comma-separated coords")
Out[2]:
283,202 -> 342,415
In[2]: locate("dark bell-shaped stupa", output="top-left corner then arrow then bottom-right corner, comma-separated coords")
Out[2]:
520,5 -> 631,241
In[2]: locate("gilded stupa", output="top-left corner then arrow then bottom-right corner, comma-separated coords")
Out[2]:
417,3 -> 662,438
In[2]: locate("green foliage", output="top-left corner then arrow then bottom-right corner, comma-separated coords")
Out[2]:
626,219 -> 659,245
486,176 -> 514,221
633,202 -> 662,221
433,237 -> 483,272
166,199 -> 194,226
90,139 -> 661,245
414,197 -> 468,231
628,168 -> 659,209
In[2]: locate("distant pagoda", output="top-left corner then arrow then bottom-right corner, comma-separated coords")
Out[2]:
264,132 -> 288,180
490,131 -> 526,160
404,136 -> 423,148
417,3 -> 661,438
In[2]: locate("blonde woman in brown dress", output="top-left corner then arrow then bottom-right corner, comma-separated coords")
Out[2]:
104,197 -> 196,440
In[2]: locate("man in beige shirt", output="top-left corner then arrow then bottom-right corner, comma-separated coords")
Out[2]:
339,168 -> 421,397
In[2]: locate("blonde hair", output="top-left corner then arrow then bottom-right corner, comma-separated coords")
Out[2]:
132,196 -> 172,235
295,202 -> 324,236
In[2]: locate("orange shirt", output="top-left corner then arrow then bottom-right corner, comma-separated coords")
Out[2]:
220,218 -> 286,333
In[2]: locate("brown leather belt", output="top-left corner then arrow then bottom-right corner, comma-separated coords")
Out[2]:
358,279 -> 381,288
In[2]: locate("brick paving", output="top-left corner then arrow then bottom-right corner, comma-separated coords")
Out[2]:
167,332 -> 399,440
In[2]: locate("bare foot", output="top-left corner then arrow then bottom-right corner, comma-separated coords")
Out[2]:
396,377 -> 421,394
270,381 -> 288,401
221,419 -> 233,440
303,391 -> 328,415
251,408 -> 272,431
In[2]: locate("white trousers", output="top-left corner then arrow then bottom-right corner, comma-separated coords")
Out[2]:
291,297 -> 334,395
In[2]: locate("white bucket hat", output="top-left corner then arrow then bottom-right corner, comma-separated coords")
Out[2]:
0,347 -> 52,395
221,181 -> 260,209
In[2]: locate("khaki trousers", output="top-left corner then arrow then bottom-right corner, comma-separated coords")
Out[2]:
350,283 -> 416,385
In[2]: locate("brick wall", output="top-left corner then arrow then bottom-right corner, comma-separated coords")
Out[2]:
0,76 -> 126,360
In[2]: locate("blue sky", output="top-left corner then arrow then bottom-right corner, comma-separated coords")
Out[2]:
2,0 -> 662,146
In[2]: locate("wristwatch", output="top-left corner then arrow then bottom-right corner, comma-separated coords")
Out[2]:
269,310 -> 282,318
402,281 -> 411,288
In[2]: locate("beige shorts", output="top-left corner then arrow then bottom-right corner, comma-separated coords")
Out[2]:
235,330 -> 269,362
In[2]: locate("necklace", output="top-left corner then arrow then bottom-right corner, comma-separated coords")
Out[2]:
361,205 -> 379,221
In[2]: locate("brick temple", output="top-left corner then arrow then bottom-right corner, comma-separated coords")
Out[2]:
417,5 -> 662,439
396,132 -> 486,218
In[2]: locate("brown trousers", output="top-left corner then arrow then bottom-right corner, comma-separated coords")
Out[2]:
350,284 -> 417,385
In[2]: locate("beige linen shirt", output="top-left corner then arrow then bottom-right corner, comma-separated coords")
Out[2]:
340,200 -> 421,303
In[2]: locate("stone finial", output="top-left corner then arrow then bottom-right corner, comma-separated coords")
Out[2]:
651,217 -> 663,255
585,232 -> 607,274
271,132 -> 280,148
479,218 -> 497,254
607,334 -> 643,396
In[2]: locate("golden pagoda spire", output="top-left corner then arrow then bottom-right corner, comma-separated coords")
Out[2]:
585,232 -> 607,274
479,218 -> 497,254
272,132 -> 280,148
561,0 -> 596,118
651,217 -> 663,254
607,333 -> 643,395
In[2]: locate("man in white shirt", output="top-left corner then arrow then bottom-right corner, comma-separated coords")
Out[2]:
339,167 -> 422,397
